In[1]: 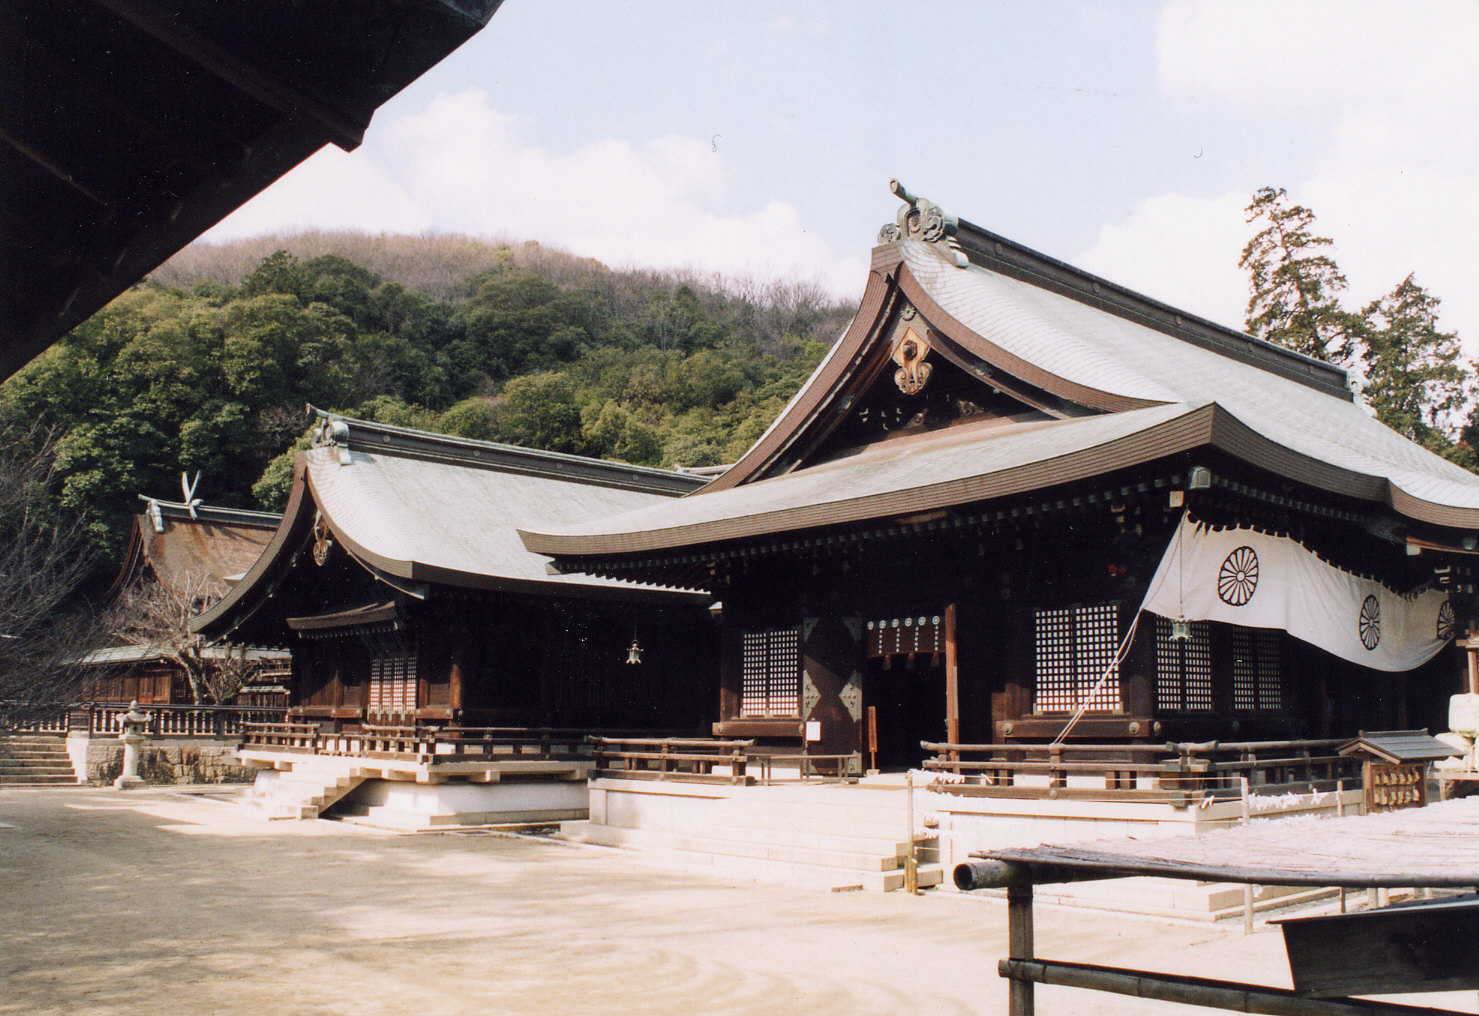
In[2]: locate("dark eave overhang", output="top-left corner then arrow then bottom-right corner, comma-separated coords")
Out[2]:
1,0 -> 502,381
311,407 -> 707,497
286,601 -> 399,632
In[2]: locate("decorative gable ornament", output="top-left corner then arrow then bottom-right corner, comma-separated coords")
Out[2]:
311,514 -> 334,567
892,326 -> 934,395
876,179 -> 969,267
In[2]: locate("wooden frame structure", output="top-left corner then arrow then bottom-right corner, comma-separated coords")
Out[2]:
955,798 -> 1479,1015
1,0 -> 502,381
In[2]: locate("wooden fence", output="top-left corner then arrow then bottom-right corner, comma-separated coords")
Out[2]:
589,735 -> 858,786
240,723 -> 699,767
3,702 -> 289,737
921,739 -> 1360,805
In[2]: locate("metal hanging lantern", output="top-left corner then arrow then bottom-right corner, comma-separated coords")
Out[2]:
1169,618 -> 1192,642
625,638 -> 644,665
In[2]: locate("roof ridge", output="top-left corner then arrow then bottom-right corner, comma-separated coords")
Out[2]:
308,406 -> 706,497
877,180 -> 1352,401
137,496 -> 282,526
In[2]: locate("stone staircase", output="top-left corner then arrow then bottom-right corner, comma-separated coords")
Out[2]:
563,782 -> 944,892
0,733 -> 77,786
242,763 -> 368,820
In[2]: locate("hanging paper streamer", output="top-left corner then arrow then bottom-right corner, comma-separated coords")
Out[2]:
1141,515 -> 1451,673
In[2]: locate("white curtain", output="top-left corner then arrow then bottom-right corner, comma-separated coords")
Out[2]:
1141,515 -> 1451,673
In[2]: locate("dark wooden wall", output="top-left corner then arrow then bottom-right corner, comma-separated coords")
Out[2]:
290,590 -> 716,732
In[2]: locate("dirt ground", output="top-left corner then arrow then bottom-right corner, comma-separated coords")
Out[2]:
1,785 -> 1472,1016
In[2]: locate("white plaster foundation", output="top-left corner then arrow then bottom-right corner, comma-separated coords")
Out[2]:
238,750 -> 592,831
567,775 -> 1365,915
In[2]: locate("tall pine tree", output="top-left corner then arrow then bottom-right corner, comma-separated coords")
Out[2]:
1356,274 -> 1467,452
1239,186 -> 1358,365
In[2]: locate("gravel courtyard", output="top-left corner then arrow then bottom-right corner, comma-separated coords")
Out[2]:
1,786 -> 1471,1015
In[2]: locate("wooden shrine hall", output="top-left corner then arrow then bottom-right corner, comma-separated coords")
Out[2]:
84,495 -> 287,706
189,410 -> 717,826
522,181 -> 1479,780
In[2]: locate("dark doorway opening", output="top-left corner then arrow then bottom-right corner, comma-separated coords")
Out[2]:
865,655 -> 946,770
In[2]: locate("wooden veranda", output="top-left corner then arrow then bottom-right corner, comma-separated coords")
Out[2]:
955,798 -> 1479,1015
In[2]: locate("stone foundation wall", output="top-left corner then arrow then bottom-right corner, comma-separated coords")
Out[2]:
78,735 -> 253,785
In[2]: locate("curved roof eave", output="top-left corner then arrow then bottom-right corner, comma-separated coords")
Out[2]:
520,401 -> 1479,558
189,457 -> 317,637
301,466 -> 705,604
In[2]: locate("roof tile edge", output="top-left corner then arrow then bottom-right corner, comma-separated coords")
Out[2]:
307,406 -> 706,497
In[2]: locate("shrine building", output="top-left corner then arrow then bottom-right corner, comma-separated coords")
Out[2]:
190,410 -> 717,827
521,182 -> 1479,774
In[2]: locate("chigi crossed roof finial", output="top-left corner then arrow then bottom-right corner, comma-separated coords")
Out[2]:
878,179 -> 967,265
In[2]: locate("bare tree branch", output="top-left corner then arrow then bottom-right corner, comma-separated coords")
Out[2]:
0,425 -> 104,722
104,571 -> 257,704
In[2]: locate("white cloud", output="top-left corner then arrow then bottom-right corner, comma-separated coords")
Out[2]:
208,88 -> 865,300
1133,0 -> 1479,353
1076,191 -> 1250,331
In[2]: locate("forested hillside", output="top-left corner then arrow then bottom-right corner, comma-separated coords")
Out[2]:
0,234 -> 852,562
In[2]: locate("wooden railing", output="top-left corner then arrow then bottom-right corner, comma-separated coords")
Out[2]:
240,721 -> 321,753
3,702 -> 289,737
87,703 -> 289,737
921,739 -> 1359,805
590,736 -> 858,786
239,723 -> 700,767
316,725 -> 598,764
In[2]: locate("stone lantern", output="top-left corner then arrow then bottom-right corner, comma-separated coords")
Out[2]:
113,700 -> 150,790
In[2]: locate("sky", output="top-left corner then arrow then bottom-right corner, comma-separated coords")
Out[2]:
209,0 -> 1479,351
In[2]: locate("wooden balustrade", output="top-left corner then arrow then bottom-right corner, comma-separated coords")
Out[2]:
590,736 -> 860,786
921,739 -> 1359,805
3,701 -> 289,736
238,723 -> 702,767
240,721 -> 320,753
590,736 -> 756,785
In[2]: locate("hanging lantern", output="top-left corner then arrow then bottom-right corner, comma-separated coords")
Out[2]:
625,639 -> 644,665
1169,618 -> 1192,642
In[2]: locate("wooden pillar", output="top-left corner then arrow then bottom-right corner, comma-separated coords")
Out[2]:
1464,627 -> 1479,695
1007,884 -> 1035,1016
944,603 -> 960,747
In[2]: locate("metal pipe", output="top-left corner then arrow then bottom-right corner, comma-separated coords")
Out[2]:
953,859 -> 1115,892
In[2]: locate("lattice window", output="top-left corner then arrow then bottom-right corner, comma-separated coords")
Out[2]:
740,627 -> 800,717
1154,617 -> 1213,711
368,652 -> 416,717
1232,627 -> 1282,711
1033,603 -> 1120,713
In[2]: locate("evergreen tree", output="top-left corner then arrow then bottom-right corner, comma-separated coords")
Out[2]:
1239,186 -> 1358,364
1356,274 -> 1468,452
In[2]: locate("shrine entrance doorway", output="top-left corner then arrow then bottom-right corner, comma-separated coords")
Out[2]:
862,609 -> 957,770
865,654 -> 947,770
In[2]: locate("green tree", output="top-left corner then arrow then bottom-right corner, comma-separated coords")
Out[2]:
1239,187 -> 1358,364
1356,274 -> 1468,451
490,372 -> 586,454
